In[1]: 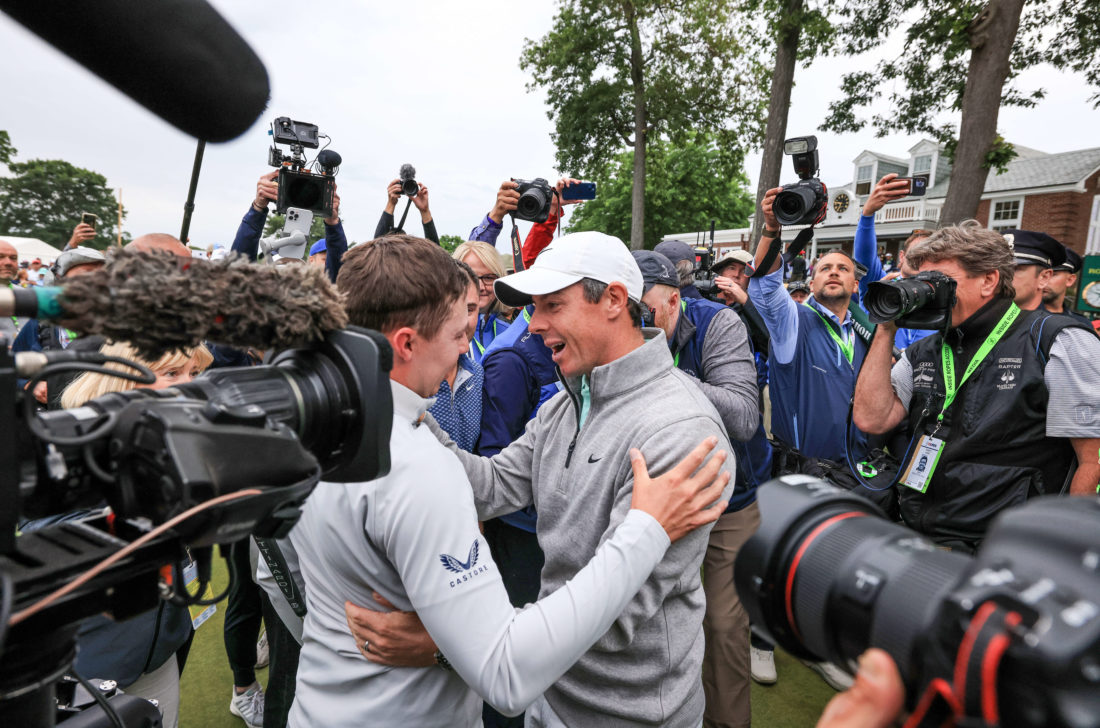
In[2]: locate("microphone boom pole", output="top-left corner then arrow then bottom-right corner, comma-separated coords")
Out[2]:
180,139 -> 206,244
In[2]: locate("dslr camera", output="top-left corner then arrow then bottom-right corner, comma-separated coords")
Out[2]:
735,476 -> 1100,728
865,270 -> 957,330
512,178 -> 554,223
267,116 -> 340,218
775,136 -> 828,227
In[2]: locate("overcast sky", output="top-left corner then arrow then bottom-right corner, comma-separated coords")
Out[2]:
2,1 -> 1098,252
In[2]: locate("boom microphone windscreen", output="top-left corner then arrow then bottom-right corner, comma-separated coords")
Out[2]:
0,0 -> 269,142
58,249 -> 348,359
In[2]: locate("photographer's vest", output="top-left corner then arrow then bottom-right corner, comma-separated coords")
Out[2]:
769,298 -> 870,462
671,297 -> 773,509
899,300 -> 1090,550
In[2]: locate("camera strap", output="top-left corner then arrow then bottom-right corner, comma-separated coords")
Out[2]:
254,536 -> 307,618
393,198 -> 413,235
509,215 -> 525,272
750,227 -> 814,279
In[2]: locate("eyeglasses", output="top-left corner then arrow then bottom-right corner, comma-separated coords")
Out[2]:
478,274 -> 499,286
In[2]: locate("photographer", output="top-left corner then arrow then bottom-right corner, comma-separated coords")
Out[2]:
749,187 -> 873,466
467,177 -> 584,260
654,240 -> 704,300
231,170 -> 347,282
373,177 -> 439,243
852,174 -> 934,350
853,221 -> 1100,552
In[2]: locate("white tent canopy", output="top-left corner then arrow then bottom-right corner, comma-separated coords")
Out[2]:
0,235 -> 63,263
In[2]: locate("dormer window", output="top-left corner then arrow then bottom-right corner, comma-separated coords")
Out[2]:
913,154 -> 932,174
856,164 -> 874,195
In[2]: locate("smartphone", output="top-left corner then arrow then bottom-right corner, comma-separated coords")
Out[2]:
897,177 -> 928,197
562,181 -> 597,200
82,212 -> 99,230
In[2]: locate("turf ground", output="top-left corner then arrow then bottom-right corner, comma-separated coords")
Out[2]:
180,557 -> 835,727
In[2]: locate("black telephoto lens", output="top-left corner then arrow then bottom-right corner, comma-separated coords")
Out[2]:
775,188 -> 812,226
735,476 -> 968,683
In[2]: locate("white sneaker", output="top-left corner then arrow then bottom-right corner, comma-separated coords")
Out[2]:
255,631 -> 269,669
750,647 -> 777,685
230,683 -> 265,728
802,660 -> 854,691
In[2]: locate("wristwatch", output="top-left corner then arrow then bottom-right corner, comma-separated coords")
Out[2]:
763,227 -> 781,237
435,650 -> 454,671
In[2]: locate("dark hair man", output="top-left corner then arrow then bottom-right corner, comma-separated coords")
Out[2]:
655,239 -> 703,300
287,234 -> 730,726
1043,246 -> 1092,326
634,248 -> 764,726
854,220 -> 1100,552
1004,229 -> 1064,311
345,231 -> 736,727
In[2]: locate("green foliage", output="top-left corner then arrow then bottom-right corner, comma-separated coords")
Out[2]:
0,130 -> 15,167
0,156 -> 126,250
520,0 -> 768,186
438,234 -> 464,254
263,212 -> 326,242
567,134 -> 755,249
821,0 -> 1100,164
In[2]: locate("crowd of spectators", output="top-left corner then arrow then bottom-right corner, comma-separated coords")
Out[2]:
2,164 -> 1099,728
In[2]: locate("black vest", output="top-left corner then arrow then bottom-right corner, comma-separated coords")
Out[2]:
898,299 -> 1088,551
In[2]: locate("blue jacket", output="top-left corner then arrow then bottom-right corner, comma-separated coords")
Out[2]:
477,307 -> 559,532
672,298 -> 772,510
231,205 -> 348,284
852,213 -> 932,350
471,312 -> 510,363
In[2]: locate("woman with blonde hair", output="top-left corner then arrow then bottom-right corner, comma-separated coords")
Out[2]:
61,340 -> 213,408
452,240 -> 510,361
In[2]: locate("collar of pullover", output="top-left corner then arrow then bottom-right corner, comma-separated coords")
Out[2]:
562,329 -> 671,403
947,296 -> 1014,356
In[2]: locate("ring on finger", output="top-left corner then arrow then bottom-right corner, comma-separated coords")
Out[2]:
363,640 -> 370,653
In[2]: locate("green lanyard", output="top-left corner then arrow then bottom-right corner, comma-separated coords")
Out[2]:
805,303 -> 854,364
938,303 -> 1020,422
671,300 -> 687,368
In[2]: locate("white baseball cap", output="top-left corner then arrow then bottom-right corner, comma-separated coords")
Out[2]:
494,231 -> 643,307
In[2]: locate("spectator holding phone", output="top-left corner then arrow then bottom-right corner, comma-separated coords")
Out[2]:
468,177 -> 586,254
852,174 -> 934,350
374,177 -> 439,243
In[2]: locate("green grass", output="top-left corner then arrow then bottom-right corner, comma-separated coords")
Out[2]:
180,559 -> 833,727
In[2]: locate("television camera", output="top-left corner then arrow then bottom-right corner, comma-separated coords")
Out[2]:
0,327 -> 393,727
262,117 -> 342,262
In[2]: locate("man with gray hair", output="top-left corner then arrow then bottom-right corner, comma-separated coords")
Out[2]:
854,220 -> 1100,551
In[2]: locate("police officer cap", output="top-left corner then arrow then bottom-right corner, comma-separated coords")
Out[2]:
788,280 -> 811,295
1001,229 -> 1066,269
631,250 -> 679,294
654,240 -> 695,266
1053,246 -> 1082,274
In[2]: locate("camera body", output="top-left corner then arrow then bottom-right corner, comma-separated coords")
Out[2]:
775,136 -> 828,227
735,476 -> 1100,728
865,270 -> 957,330
512,177 -> 554,223
267,116 -> 338,217
399,163 -> 419,197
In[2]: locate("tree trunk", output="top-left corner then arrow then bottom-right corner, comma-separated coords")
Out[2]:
628,6 -> 647,250
939,0 -> 1025,226
752,0 -> 802,248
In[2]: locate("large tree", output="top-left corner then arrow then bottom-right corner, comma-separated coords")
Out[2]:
522,0 -> 766,249
822,0 -> 1100,224
0,154 -> 126,250
747,0 -> 838,243
567,133 -> 755,249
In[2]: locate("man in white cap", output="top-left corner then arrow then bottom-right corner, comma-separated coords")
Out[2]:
349,231 -> 738,728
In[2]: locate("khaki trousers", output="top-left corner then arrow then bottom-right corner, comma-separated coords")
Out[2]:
702,501 -> 761,728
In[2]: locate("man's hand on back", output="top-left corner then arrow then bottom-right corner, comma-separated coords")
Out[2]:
628,436 -> 730,542
345,591 -> 437,668
862,174 -> 910,217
